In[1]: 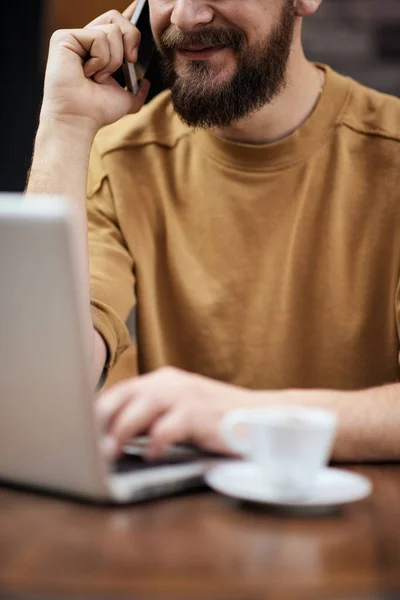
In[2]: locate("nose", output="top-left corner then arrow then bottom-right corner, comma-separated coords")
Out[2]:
170,0 -> 214,31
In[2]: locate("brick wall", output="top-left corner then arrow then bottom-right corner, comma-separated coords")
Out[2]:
303,0 -> 400,97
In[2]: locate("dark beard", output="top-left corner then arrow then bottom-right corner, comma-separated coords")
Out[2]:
157,0 -> 296,128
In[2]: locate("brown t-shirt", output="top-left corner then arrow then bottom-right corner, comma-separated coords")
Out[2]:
87,64 -> 400,391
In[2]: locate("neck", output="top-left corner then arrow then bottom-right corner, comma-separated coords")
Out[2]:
212,41 -> 324,146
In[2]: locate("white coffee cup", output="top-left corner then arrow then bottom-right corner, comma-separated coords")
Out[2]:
220,406 -> 337,500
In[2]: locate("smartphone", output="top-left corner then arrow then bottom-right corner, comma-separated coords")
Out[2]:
121,0 -> 154,94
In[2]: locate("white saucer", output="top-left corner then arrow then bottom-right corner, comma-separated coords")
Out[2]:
205,461 -> 372,508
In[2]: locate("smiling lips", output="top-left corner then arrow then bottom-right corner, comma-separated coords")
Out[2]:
177,45 -> 225,59
182,44 -> 217,51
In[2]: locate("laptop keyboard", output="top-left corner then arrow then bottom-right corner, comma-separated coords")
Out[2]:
112,453 -> 206,474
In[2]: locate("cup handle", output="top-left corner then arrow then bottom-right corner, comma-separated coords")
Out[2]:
220,409 -> 253,456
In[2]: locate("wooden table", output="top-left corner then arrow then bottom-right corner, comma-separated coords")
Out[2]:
1,465 -> 400,600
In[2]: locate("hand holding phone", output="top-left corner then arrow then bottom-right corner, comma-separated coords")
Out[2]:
40,4 -> 151,136
122,0 -> 154,94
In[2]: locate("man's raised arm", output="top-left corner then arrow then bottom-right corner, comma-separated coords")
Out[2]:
26,3 -> 150,385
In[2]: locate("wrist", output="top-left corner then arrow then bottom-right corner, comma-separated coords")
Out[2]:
27,117 -> 94,195
32,117 -> 95,170
37,113 -> 98,147
250,387 -> 314,408
265,387 -> 349,408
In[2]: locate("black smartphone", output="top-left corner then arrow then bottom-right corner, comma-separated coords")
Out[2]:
113,0 -> 155,94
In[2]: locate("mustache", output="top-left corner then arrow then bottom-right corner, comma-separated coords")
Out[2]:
159,27 -> 244,52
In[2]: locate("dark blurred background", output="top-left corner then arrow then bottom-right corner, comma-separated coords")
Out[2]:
1,0 -> 400,193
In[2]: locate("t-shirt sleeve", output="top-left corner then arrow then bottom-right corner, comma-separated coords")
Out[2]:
87,137 -> 135,375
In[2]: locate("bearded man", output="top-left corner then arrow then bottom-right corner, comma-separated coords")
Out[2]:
27,0 -> 400,462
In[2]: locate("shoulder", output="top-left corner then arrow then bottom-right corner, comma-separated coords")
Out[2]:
340,75 -> 400,144
93,90 -> 190,157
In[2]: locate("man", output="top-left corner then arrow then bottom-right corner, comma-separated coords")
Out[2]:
27,0 -> 400,463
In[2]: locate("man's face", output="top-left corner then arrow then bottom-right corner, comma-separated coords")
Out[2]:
150,0 -> 297,128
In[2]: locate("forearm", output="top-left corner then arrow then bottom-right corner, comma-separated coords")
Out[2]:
26,119 -> 104,383
264,384 -> 400,462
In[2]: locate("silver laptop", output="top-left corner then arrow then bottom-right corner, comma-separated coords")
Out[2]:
0,194 -> 218,503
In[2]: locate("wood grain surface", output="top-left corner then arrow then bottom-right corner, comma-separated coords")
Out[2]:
1,465 -> 400,600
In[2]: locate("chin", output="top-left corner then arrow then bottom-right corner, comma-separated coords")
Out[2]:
176,48 -> 235,72
176,64 -> 236,93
